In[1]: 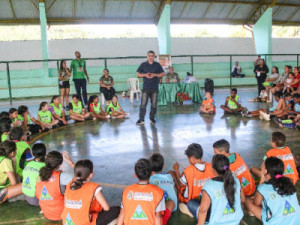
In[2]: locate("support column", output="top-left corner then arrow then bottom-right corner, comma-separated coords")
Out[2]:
39,0 -> 49,76
157,3 -> 171,55
253,8 -> 273,67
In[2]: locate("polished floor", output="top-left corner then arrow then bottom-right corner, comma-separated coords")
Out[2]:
1,88 -> 300,225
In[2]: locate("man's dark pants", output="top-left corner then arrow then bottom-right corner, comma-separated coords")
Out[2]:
139,90 -> 158,121
73,79 -> 88,105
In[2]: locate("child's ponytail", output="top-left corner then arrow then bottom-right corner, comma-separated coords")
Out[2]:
265,157 -> 296,196
0,140 -> 16,157
70,159 -> 93,190
39,151 -> 63,181
212,154 -> 235,210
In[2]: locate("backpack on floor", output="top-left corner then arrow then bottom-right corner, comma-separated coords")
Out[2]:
205,78 -> 214,95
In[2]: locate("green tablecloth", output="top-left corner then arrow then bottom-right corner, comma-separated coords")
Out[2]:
158,82 -> 203,105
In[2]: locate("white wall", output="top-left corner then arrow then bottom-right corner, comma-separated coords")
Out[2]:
0,37 -> 299,61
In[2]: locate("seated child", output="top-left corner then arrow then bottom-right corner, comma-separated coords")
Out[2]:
68,95 -> 91,122
221,88 -> 248,116
246,157 -> 300,224
251,132 -> 298,185
37,102 -> 59,129
22,143 -> 46,206
172,143 -> 214,217
10,127 -> 33,178
283,72 -> 294,93
36,151 -> 75,221
88,95 -> 110,120
61,159 -> 120,225
18,105 -> 45,134
0,122 -> 11,143
149,153 -> 177,225
249,87 -> 267,102
9,108 -> 21,127
270,93 -> 295,119
213,139 -> 255,196
0,141 -> 22,204
199,92 -> 216,114
49,96 -> 68,126
107,95 -> 128,119
195,154 -> 244,224
117,158 -> 165,225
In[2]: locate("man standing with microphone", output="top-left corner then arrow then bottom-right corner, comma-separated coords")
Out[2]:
136,51 -> 165,125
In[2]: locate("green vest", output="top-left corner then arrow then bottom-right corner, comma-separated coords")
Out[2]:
16,141 -> 31,176
71,101 -> 83,114
1,133 -> 8,142
38,110 -> 52,123
228,95 -> 240,110
0,156 -> 10,188
22,161 -> 45,197
107,102 -> 120,115
71,59 -> 86,79
92,102 -> 101,114
18,114 -> 31,125
50,103 -> 63,117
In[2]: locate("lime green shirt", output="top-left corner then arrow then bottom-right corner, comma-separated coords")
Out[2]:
70,59 -> 86,79
1,134 -> 8,142
22,161 -> 45,197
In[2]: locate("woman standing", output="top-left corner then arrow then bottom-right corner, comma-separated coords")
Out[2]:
99,69 -> 115,102
58,60 -> 71,108
254,59 -> 269,97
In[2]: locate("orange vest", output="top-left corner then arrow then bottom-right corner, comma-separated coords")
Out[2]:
61,182 -> 102,225
36,171 -> 64,221
266,147 -> 299,185
122,183 -> 164,225
229,153 -> 255,196
179,163 -> 214,203
202,99 -> 215,111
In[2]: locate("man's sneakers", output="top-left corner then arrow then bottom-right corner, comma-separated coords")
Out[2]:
136,119 -> 145,125
259,111 -> 270,121
150,119 -> 156,125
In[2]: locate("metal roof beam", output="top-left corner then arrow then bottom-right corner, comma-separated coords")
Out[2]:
201,2 -> 213,19
129,0 -> 135,17
29,0 -> 39,11
46,0 -> 57,14
179,2 -> 188,18
154,0 -> 167,24
73,0 -> 76,18
225,3 -> 237,19
9,0 -> 16,19
286,8 -> 300,22
102,0 -> 106,18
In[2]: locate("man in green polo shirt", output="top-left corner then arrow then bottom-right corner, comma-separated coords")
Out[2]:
70,51 -> 89,106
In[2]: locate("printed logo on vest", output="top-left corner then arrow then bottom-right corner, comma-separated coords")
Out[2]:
284,164 -> 294,175
215,190 -> 223,198
241,177 -> 249,188
65,213 -> 75,225
40,186 -> 53,200
283,200 -> 295,216
164,191 -> 170,201
23,177 -> 31,189
223,202 -> 235,216
153,179 -> 160,186
127,191 -> 133,200
131,205 -> 148,220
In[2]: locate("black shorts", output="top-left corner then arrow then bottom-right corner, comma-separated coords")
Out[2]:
59,81 -> 70,89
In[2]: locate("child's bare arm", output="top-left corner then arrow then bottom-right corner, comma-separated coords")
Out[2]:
154,212 -> 162,225
116,208 -> 125,225
62,151 -> 75,168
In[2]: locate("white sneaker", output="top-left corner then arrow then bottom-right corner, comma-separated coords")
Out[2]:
106,115 -> 111,119
178,203 -> 194,218
259,111 -> 270,121
125,112 -> 130,116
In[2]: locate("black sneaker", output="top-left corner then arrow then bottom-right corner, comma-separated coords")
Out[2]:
136,119 -> 145,125
150,119 -> 156,125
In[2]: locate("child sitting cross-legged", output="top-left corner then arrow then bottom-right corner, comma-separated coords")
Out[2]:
220,88 -> 248,116
68,95 -> 91,122
172,143 -> 214,217
246,157 -> 300,224
149,153 -> 177,225
199,91 -> 216,114
37,102 -> 59,129
117,158 -> 165,225
106,95 -> 128,119
88,95 -> 110,120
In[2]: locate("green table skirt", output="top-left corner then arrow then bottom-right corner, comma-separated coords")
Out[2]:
158,82 -> 203,106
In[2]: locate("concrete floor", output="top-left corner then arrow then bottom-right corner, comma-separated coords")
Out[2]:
1,88 -> 300,225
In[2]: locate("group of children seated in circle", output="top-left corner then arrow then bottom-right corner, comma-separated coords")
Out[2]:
0,125 -> 300,225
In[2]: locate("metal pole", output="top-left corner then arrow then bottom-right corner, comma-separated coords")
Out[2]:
191,56 -> 194,75
297,54 -> 299,67
230,55 -> 232,90
104,58 -> 107,69
6,63 -> 12,105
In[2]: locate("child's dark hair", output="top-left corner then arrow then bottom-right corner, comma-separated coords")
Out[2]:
39,151 -> 63,181
112,95 -> 118,100
135,158 -> 152,181
72,95 -> 79,99
0,122 -> 11,143
265,157 -> 296,196
60,60 -> 66,70
274,91 -> 282,99
293,93 -> 300,99
212,154 -> 235,210
10,127 -> 24,141
185,143 -> 203,159
231,88 -> 237,93
0,111 -> 9,118
284,92 -> 292,98
273,66 -> 279,74
32,143 -> 47,162
70,159 -> 93,190
0,140 -> 16,157
288,72 -> 295,77
149,153 -> 164,172
51,96 -> 59,103
213,139 -> 230,153
9,108 -> 17,114
18,105 -> 28,115
87,95 -> 98,112
147,50 -> 155,55
0,117 -> 12,126
272,132 -> 286,147
103,68 -> 110,73
39,102 -> 48,111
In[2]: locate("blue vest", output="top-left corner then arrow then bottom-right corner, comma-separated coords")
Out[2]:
258,183 -> 300,225
269,101 -> 278,112
150,173 -> 178,211
294,103 -> 300,112
202,177 -> 243,225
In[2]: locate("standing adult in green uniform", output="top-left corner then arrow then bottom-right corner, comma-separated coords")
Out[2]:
70,51 -> 89,106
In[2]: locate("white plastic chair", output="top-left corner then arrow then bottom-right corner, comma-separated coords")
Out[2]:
127,78 -> 142,103
100,93 -> 106,106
